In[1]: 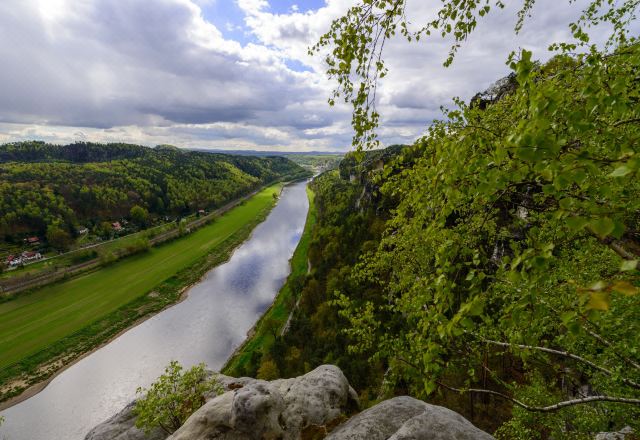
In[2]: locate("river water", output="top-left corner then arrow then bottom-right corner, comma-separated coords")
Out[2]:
0,180 -> 309,440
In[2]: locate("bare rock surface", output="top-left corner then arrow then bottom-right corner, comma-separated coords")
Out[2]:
326,396 -> 494,440
84,401 -> 166,440
169,364 -> 358,440
86,365 -> 494,440
595,426 -> 635,440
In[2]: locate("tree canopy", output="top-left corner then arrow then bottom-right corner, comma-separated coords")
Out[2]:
0,142 -> 308,243
302,0 -> 640,436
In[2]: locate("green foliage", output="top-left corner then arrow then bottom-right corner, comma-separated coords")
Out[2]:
306,0 -> 640,435
242,167 -> 398,398
46,224 -> 71,251
257,357 -> 281,380
134,361 -> 222,435
330,41 -> 640,436
69,248 -> 98,264
0,142 -> 308,243
130,205 -> 149,227
124,237 -> 150,256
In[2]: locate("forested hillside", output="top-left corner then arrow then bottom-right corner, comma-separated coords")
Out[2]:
0,142 -> 308,243
248,41 -> 640,438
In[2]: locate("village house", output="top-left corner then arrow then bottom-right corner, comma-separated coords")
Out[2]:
77,227 -> 89,235
21,251 -> 42,262
6,255 -> 22,267
6,251 -> 43,267
25,236 -> 40,246
111,222 -> 123,231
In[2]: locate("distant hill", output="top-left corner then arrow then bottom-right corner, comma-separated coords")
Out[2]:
190,148 -> 345,157
0,141 -> 309,243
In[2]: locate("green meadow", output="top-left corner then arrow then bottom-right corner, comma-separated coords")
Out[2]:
0,184 -> 282,370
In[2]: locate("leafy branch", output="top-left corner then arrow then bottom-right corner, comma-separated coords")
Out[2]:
436,381 -> 640,412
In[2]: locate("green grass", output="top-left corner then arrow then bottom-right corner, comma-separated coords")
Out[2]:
0,218 -> 178,282
0,184 -> 283,371
223,185 -> 316,376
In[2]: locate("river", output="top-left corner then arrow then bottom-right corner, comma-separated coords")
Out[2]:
0,180 -> 310,440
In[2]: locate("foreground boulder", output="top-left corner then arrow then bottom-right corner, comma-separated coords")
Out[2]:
169,364 -> 358,440
86,365 -> 494,440
84,401 -> 165,440
326,396 -> 494,440
86,365 -> 358,440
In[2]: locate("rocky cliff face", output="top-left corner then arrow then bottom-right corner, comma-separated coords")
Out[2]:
86,365 -> 493,440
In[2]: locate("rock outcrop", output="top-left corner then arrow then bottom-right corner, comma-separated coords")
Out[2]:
86,365 -> 494,440
84,401 -> 165,440
595,426 -> 635,440
169,364 -> 358,440
470,73 -> 517,109
86,365 -> 358,440
326,396 -> 494,440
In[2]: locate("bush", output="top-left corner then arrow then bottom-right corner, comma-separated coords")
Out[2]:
70,249 -> 98,264
97,250 -> 117,266
125,238 -> 150,255
134,361 -> 222,435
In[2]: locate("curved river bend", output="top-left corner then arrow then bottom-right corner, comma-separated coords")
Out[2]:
1,180 -> 309,440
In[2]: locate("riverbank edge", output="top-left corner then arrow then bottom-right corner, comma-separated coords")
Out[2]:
222,183 -> 317,376
0,183 -> 289,410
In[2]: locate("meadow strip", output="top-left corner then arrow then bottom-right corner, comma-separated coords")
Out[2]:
0,184 -> 282,405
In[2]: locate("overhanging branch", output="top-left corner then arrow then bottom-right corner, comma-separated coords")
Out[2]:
437,381 -> 640,412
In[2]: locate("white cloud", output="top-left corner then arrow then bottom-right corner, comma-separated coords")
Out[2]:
1,0 -> 630,152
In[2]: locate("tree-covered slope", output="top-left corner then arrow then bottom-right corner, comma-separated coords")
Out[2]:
0,142 -> 308,242
252,45 -> 640,438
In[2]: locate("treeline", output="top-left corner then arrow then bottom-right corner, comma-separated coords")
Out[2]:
247,47 -> 640,438
239,148 -> 404,399
0,142 -> 308,243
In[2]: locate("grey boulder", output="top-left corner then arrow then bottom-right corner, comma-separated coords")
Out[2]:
595,426 -> 634,440
84,401 -> 166,440
168,364 -> 359,440
326,396 -> 494,440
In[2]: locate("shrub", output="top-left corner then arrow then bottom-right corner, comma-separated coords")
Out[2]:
69,249 -> 97,264
134,361 -> 223,435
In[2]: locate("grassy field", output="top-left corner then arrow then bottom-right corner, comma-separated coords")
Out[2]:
223,185 -> 316,376
0,211 -> 181,283
0,184 -> 283,371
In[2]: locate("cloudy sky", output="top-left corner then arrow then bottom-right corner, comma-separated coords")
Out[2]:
0,0 -> 620,152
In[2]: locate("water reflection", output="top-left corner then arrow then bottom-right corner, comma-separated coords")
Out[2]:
0,181 -> 309,440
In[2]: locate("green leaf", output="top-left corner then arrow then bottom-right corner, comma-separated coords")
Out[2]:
620,260 -> 638,271
559,198 -> 573,210
589,217 -> 615,238
587,280 -> 607,291
566,216 -> 588,232
609,165 -> 632,177
611,280 -> 639,296
468,298 -> 484,316
587,292 -> 610,310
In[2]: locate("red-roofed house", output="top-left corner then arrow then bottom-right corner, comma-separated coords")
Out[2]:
6,255 -> 21,267
21,251 -> 42,262
25,236 -> 40,245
